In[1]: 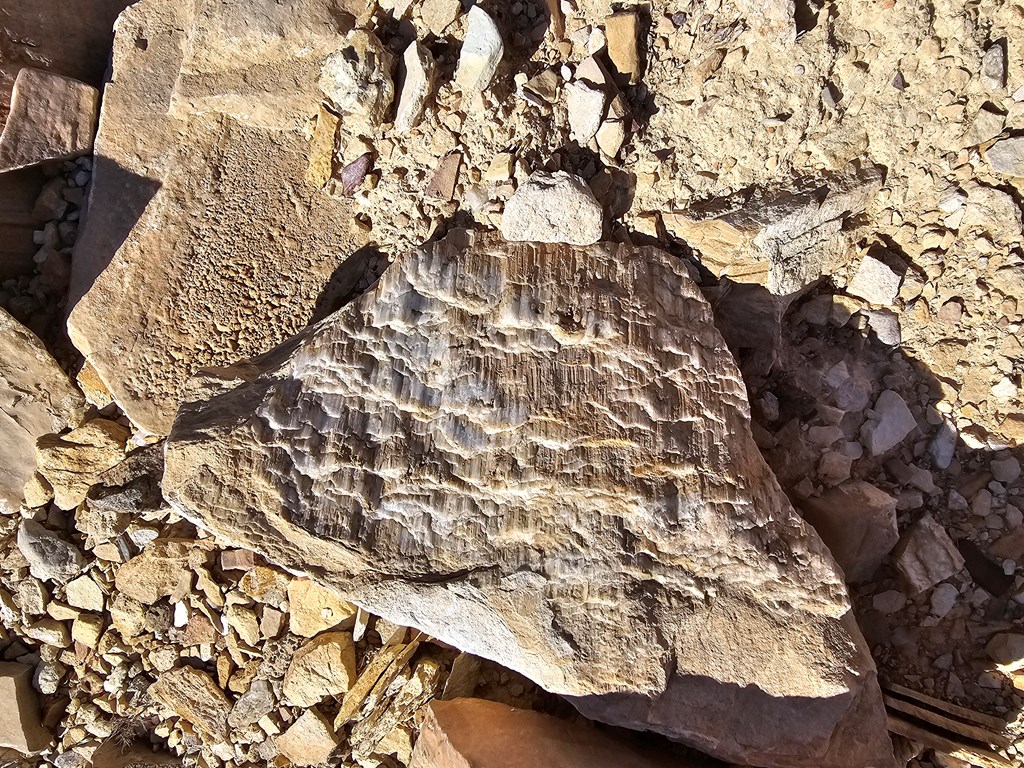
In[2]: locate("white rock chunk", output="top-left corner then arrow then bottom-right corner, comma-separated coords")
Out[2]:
985,136 -> 1024,177
986,633 -> 1024,672
564,81 -> 605,143
164,233 -> 894,768
846,254 -> 902,306
500,171 -> 603,245
860,390 -> 917,455
893,514 -> 965,594
454,7 -> 503,94
395,42 -> 436,135
981,44 -> 1007,91
17,520 -> 85,586
319,29 -> 396,127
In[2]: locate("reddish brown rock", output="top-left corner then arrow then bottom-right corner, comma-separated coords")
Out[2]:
410,699 -> 695,768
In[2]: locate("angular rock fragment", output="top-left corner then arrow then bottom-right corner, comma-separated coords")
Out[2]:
663,162 -> 884,295
0,662 -> 51,755
800,481 -> 899,583
565,81 -> 606,143
283,631 -> 357,706
893,514 -> 965,594
981,43 -> 1007,91
320,30 -> 395,128
35,418 -> 130,510
500,171 -> 603,245
604,12 -> 641,85
0,68 -> 99,172
275,708 -> 339,766
454,7 -> 503,94
114,539 -> 215,603
287,578 -> 357,637
0,309 -> 85,514
150,667 -> 231,741
984,136 -> 1024,177
986,633 -> 1024,673
17,520 -> 85,586
395,42 -> 436,135
846,252 -> 903,306
165,233 -> 893,768
411,698 -> 686,768
860,390 -> 917,455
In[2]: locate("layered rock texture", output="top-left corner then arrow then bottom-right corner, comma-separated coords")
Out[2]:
165,233 -> 893,768
66,0 -> 368,434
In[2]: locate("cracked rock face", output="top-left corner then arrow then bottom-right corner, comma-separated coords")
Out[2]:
164,232 -> 893,768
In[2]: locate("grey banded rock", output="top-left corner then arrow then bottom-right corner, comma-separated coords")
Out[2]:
164,233 -> 893,768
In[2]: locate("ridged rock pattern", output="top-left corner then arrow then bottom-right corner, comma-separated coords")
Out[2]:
164,233 -> 893,768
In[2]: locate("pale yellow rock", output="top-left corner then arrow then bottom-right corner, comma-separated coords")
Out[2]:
239,566 -> 290,606
114,539 -> 215,604
22,473 -> 53,509
150,667 -> 231,741
275,708 -> 339,766
604,12 -> 641,84
35,418 -> 130,510
305,106 -> 339,190
64,575 -> 104,612
71,613 -> 104,647
287,578 -> 356,637
283,631 -> 357,706
225,604 -> 261,647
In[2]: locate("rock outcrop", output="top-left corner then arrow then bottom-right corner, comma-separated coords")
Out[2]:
66,0 -> 369,435
0,307 -> 85,513
165,232 -> 893,768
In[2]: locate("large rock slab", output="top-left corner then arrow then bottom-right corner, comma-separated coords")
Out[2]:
0,662 -> 51,754
0,308 -> 85,514
164,233 -> 893,768
0,67 -> 99,172
66,0 -> 369,435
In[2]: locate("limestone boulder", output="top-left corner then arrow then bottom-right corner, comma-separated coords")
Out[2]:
0,67 -> 99,172
0,308 -> 85,514
66,0 -> 370,435
164,233 -> 893,768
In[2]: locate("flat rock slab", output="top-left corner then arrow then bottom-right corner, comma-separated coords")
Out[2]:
0,662 -> 51,755
0,67 -> 98,172
66,0 -> 368,435
0,308 -> 85,514
165,233 -> 893,768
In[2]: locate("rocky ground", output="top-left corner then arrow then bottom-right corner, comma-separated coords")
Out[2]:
2,1 -> 1024,768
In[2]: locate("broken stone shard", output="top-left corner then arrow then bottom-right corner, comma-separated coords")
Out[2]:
454,7 -> 503,94
0,68 -> 99,172
0,309 -> 86,514
499,171 -> 603,245
165,233 -> 893,768
395,42 -> 436,135
17,520 -> 85,586
35,418 -> 130,510
860,390 -> 917,456
319,29 -> 395,128
663,162 -> 884,295
565,81 -> 606,143
283,631 -> 357,706
984,136 -> 1024,177
893,514 -> 966,594
0,662 -> 52,755
275,708 -> 339,767
150,667 -> 231,741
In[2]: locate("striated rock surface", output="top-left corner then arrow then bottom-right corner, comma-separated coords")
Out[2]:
165,232 -> 892,768
0,308 -> 85,514
66,0 -> 369,435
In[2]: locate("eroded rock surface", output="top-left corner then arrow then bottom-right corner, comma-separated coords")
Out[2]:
66,0 -> 368,435
165,233 -> 892,768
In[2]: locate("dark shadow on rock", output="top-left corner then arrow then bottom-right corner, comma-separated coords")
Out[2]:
0,163 -> 50,280
310,243 -> 391,323
66,155 -> 161,312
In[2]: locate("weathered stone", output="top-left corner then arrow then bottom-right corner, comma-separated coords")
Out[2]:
64,574 -> 104,611
319,29 -> 395,127
275,708 -> 339,767
0,68 -> 99,172
604,12 -> 641,85
893,514 -> 965,594
454,7 -> 503,94
165,233 -> 892,768
305,106 -> 339,190
846,253 -> 903,306
860,390 -> 917,455
0,663 -> 51,754
425,152 -> 462,201
395,42 -> 435,135
287,578 -> 357,637
985,136 -> 1024,177
239,566 -> 290,606
228,680 -> 275,729
411,698 -> 689,768
114,539 -> 215,604
981,43 -> 1007,91
990,454 -> 1021,484
150,667 -> 230,741
986,633 -> 1024,673
799,481 -> 899,584
283,632 -> 357,706
0,309 -> 85,514
17,520 -> 84,586
565,81 -> 606,143
420,0 -> 460,36
71,613 -> 104,647
66,0 -> 369,435
500,172 -> 603,245
663,163 -> 884,295
36,419 -> 130,510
